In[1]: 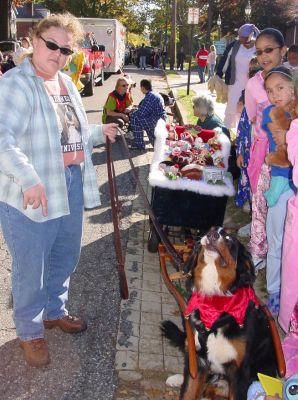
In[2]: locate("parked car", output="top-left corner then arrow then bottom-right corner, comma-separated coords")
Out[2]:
80,33 -> 105,96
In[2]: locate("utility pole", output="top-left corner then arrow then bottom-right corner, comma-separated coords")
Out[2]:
169,0 -> 176,70
206,0 -> 214,49
0,0 -> 12,41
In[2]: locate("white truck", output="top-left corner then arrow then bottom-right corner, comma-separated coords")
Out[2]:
78,18 -> 126,75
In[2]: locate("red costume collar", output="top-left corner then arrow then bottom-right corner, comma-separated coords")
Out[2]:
184,287 -> 259,329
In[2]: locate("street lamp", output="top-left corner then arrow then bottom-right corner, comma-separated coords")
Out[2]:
217,14 -> 221,40
245,0 -> 252,22
294,14 -> 298,44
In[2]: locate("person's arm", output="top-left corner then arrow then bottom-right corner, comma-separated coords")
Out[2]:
105,96 -> 129,121
244,77 -> 258,124
0,77 -> 41,191
134,93 -> 156,119
0,76 -> 48,215
216,42 -> 234,78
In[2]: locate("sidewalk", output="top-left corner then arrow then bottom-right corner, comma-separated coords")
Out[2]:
114,70 -> 254,399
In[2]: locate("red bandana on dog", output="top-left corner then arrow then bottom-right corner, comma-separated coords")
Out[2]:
184,287 -> 259,329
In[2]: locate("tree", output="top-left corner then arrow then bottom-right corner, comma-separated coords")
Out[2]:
40,0 -> 149,34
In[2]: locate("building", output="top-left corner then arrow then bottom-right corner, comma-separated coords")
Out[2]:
16,2 -> 49,39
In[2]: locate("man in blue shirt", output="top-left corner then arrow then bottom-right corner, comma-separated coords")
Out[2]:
129,79 -> 167,150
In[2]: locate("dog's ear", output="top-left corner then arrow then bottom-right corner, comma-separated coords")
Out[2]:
235,241 -> 255,288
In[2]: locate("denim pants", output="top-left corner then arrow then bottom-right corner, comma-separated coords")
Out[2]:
0,165 -> 84,341
198,65 -> 206,82
207,64 -> 215,80
139,56 -> 146,69
266,187 -> 294,295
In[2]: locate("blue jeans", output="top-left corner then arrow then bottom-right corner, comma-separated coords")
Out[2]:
139,56 -> 146,69
0,165 -> 84,341
266,188 -> 294,295
207,64 -> 215,80
198,65 -> 206,82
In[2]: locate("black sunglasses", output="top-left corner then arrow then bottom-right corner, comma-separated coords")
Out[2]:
40,36 -> 73,56
255,46 -> 281,56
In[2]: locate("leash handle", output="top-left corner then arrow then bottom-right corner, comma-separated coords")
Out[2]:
106,137 -> 129,300
118,128 -> 184,270
159,244 -> 198,379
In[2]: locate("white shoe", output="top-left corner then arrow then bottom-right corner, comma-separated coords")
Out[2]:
166,374 -> 184,388
238,223 -> 251,237
125,131 -> 134,140
242,202 -> 251,214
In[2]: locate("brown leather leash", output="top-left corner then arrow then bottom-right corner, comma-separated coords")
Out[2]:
106,137 -> 128,300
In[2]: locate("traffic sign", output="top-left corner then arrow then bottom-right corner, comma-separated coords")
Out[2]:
213,40 -> 226,55
187,8 -> 199,25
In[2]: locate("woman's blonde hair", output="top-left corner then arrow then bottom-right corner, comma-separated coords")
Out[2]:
31,13 -> 84,46
115,77 -> 129,90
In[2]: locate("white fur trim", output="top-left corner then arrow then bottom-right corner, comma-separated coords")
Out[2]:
166,374 -> 184,387
207,328 -> 237,374
150,120 -> 235,197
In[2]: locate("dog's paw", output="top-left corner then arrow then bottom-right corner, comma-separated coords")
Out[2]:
166,374 -> 184,388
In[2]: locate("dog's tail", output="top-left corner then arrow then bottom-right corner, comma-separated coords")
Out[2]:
161,320 -> 186,352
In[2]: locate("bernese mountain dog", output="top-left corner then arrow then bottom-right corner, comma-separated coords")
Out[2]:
161,226 -> 277,400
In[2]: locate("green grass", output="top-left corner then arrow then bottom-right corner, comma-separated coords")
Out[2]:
176,89 -> 198,124
165,70 -> 180,77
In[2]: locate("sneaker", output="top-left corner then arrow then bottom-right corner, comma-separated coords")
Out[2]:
253,258 -> 266,272
267,292 -> 280,317
125,131 -> 134,141
20,338 -> 50,367
128,144 -> 145,151
238,223 -> 251,237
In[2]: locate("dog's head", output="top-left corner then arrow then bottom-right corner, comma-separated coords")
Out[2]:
188,227 -> 254,296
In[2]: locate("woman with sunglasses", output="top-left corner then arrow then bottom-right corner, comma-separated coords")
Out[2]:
244,29 -> 287,272
0,13 -> 117,367
102,77 -> 133,128
216,23 -> 260,130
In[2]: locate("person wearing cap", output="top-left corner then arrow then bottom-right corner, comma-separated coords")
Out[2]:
217,23 -> 260,130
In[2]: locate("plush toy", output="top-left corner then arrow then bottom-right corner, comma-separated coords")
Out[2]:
207,75 -> 228,104
64,50 -> 85,91
180,164 -> 203,180
266,106 -> 292,167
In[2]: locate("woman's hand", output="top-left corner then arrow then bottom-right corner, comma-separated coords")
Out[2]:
103,123 -> 118,142
236,154 -> 244,168
122,113 -> 129,123
23,183 -> 48,217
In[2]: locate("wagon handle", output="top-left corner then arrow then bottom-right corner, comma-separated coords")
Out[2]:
159,244 -> 198,379
259,302 -> 286,378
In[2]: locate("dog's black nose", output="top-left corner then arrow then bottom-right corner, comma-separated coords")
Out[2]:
207,230 -> 220,241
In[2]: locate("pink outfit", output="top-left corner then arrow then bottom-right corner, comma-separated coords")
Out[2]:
282,300 -> 298,378
279,119 -> 298,332
245,71 -> 271,260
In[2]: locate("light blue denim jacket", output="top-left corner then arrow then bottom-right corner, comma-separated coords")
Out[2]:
0,58 -> 105,222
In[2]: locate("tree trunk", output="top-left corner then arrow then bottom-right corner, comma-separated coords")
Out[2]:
0,0 -> 11,41
169,0 -> 176,70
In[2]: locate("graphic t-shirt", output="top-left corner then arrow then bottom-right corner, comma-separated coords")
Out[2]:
43,76 -> 84,166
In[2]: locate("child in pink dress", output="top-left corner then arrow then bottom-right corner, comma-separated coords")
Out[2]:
279,114 -> 298,333
245,28 -> 287,269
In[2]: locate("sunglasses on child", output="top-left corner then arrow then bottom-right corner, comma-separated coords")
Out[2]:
40,36 -> 74,56
255,46 -> 281,56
